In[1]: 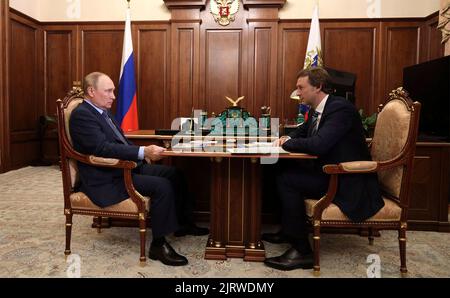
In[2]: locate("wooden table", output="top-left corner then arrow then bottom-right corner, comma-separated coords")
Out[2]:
126,130 -> 317,261
160,149 -> 315,261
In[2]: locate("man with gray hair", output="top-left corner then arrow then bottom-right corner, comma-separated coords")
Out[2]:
70,72 -> 208,266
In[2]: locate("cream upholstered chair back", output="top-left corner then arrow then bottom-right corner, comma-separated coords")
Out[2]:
64,98 -> 83,146
58,88 -> 84,189
370,89 -> 413,199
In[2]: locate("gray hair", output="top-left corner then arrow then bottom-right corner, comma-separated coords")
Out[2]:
83,72 -> 108,95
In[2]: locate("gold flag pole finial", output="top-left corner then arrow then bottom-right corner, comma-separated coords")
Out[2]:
127,0 -> 131,9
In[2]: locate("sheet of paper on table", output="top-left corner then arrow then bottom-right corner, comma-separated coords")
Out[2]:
171,140 -> 218,151
226,146 -> 290,154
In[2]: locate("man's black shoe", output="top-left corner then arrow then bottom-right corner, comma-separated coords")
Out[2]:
261,230 -> 288,244
149,241 -> 188,266
174,224 -> 209,237
264,247 -> 313,271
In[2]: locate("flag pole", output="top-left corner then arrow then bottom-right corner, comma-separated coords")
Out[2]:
117,0 -> 139,131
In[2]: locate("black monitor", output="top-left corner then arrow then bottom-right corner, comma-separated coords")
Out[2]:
403,56 -> 450,142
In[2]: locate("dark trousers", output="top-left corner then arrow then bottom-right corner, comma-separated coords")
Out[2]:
276,160 -> 329,253
132,163 -> 194,238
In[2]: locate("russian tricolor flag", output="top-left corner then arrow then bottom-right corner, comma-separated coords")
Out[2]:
116,8 -> 139,132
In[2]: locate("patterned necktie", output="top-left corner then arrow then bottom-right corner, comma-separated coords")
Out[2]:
309,111 -> 320,136
101,111 -> 128,144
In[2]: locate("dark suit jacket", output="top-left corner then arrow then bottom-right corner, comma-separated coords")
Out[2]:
282,95 -> 384,221
70,101 -> 141,207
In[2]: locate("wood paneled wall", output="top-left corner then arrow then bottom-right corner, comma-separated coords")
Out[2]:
2,1 -> 444,171
0,0 -> 9,173
8,11 -> 44,169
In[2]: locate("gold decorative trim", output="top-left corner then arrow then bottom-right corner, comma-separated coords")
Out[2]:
314,220 -> 320,227
208,238 -> 214,246
66,87 -> 84,99
139,229 -> 146,233
319,220 -> 398,227
139,213 -> 145,220
64,209 -> 71,215
65,223 -> 72,227
72,209 -> 139,218
398,238 -> 406,241
215,157 -> 223,163
400,222 -> 407,229
313,268 -> 320,276
313,236 -> 320,240
226,245 -> 245,248
389,87 -> 409,102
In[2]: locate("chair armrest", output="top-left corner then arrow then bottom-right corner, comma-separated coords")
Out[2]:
86,155 -> 137,169
88,156 -> 120,166
323,161 -> 378,174
66,150 -> 137,170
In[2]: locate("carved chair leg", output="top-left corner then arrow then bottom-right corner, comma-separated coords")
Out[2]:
65,214 -> 73,256
96,217 -> 102,233
313,223 -> 321,276
139,219 -> 147,264
399,227 -> 407,275
368,227 -> 374,245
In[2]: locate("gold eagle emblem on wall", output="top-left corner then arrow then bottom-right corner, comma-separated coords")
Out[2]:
210,0 -> 239,26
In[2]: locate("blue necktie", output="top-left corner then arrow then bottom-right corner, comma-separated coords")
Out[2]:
309,111 -> 320,136
101,111 -> 128,144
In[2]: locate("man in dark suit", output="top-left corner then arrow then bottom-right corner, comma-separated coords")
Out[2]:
70,72 -> 208,267
264,67 -> 384,271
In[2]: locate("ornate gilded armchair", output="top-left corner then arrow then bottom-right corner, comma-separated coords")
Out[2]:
305,88 -> 421,276
56,87 -> 150,263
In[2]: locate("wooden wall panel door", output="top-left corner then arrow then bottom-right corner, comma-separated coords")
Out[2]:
44,27 -> 77,116
247,22 -> 278,119
170,24 -> 200,120
42,26 -> 77,163
381,23 -> 420,101
323,23 -> 378,114
79,25 -> 123,113
204,30 -> 245,115
9,14 -> 44,169
0,0 -> 9,173
424,15 -> 445,62
278,23 -> 310,123
136,24 -> 171,129
199,0 -> 249,116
